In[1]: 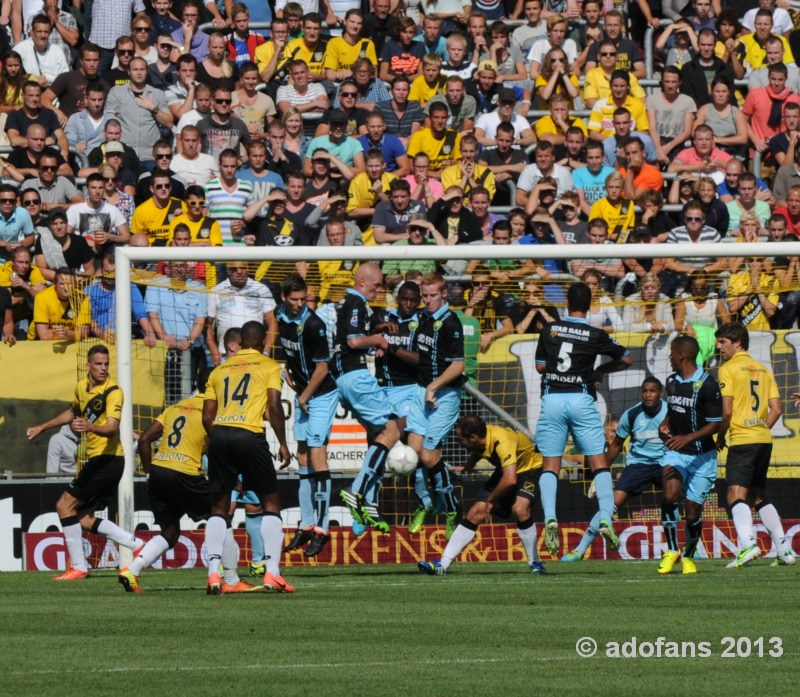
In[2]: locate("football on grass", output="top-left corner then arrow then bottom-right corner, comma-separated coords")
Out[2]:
387,443 -> 418,475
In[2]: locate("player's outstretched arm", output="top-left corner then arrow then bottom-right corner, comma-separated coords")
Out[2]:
137,420 -> 164,475
26,406 -> 76,441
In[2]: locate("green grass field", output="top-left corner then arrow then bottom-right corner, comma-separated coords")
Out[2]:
3,561 -> 798,697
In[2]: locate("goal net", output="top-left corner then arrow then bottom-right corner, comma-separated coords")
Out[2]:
99,240 -> 800,564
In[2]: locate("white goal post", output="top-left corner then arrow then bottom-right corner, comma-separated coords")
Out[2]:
113,240 -> 792,562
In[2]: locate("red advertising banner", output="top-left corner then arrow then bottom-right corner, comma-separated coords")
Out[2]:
23,520 -> 800,571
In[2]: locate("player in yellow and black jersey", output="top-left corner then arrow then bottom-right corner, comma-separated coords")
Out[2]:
716,323 -> 796,567
202,320 -> 294,594
26,345 -> 142,582
418,415 -> 546,576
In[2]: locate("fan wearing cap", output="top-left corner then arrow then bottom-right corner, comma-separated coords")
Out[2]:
474,87 -> 536,148
467,60 -> 528,116
407,101 -> 462,178
303,109 -> 366,176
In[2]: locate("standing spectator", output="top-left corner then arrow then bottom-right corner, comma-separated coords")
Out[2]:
374,76 -> 424,147
204,148 -> 256,245
196,85 -> 251,160
67,173 -> 131,251
42,43 -> 109,126
131,171 -> 187,246
90,0 -> 147,76
647,67 -> 697,166
106,57 -> 173,170
170,0 -> 210,63
5,82 -> 68,160
232,61 -> 277,142
24,0 -> 78,66
32,203 -> 95,281
14,13 -> 69,89
104,36 -> 136,88
171,125 -> 219,187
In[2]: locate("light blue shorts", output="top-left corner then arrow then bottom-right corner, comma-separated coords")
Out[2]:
383,383 -> 418,419
535,393 -> 605,457
231,488 -> 261,506
294,389 -> 339,448
663,449 -> 718,506
335,369 -> 393,432
406,385 -> 461,451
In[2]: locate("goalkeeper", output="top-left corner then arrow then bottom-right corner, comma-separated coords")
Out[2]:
417,415 -> 545,576
561,377 -> 681,563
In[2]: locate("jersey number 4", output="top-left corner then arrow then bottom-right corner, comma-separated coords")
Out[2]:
222,374 -> 252,409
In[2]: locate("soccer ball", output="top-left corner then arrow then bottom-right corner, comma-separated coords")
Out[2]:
387,443 -> 419,476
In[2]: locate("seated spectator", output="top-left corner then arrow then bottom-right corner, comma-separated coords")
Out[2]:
441,135 -> 496,202
6,123 -> 71,181
584,9 -> 645,78
346,149 -> 396,245
742,0 -> 794,36
583,40 -> 645,109
284,12 -> 330,86
170,0 -> 210,63
232,61 -> 277,141
727,257 -> 779,331
725,172 -> 772,236
64,84 -> 112,156
358,111 -> 410,176
276,60 -> 329,115
675,28 -> 735,109
316,220 -> 362,302
306,189 -> 362,246
407,101 -> 462,177
429,185 -> 483,250
730,212 -> 765,271
409,53 -> 447,107
693,77 -> 748,160
534,46 -> 580,109
282,108 -> 311,160
303,149 -> 350,206
402,152 -> 443,209
45,424 -> 79,476
668,124 -> 733,182
478,122 -> 527,207
131,171 -> 187,246
588,172 -> 635,242
0,184 -> 35,262
772,185 -> 800,236
569,221 -> 625,293
580,268 -> 623,333
470,186 -> 504,238
516,141 -> 573,206
467,59 -> 520,116
237,140 -> 285,201
719,159 -> 773,205
19,152 -> 82,212
381,215 -> 442,290
197,32 -> 240,94
28,268 -> 85,341
735,9 -> 794,77
365,0 -> 399,57
342,58 -> 390,110
769,102 -> 800,168
554,191 -> 587,243
171,125 -> 220,188
474,87 -> 535,148
78,250 -> 157,346
426,75 -> 477,134
463,264 -> 516,352
527,14 -> 578,82
373,178 -> 427,245
322,10 -> 378,84
0,246 -> 45,332
588,74 -> 649,143
379,17 -> 425,83
304,110 -> 366,176
621,137 -> 664,201
601,110 -> 658,168
692,177 -> 729,237
413,15 -> 448,61
82,119 -> 141,179
196,85 -> 250,161
635,191 -> 675,245
673,271 -> 730,365
441,31 -> 480,80
511,281 -> 559,334
15,14 -> 69,89
647,67 -> 698,167
773,146 -> 800,206
653,20 -> 697,69
67,173 -> 131,253
165,54 -> 200,125
573,141 -> 615,217
374,76 -> 424,147
621,273 -> 675,335
534,93 -> 588,150
33,208 -> 96,282
467,219 -> 539,286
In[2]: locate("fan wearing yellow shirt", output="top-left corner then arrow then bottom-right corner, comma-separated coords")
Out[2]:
317,220 -> 360,301
346,149 -> 397,245
588,172 -> 635,241
583,44 -> 646,109
587,72 -> 649,141
166,186 -> 223,247
131,172 -> 188,246
418,415 -> 546,576
534,93 -> 588,145
26,345 -> 142,581
715,322 -> 796,568
409,53 -> 447,106
441,134 -> 496,201
735,12 -> 795,74
726,259 -> 779,332
407,101 -> 462,177
202,321 -> 293,594
254,17 -> 294,85
322,9 -> 378,82
285,14 -> 329,80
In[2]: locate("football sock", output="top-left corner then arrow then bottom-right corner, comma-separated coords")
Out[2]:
94,518 -> 137,549
517,517 -> 539,563
730,499 -> 755,551
245,512 -> 265,564
298,466 -> 315,529
592,469 -> 614,523
353,443 -> 388,498
441,520 -> 477,571
413,465 -> 433,509
661,502 -> 680,553
539,471 -> 558,522
222,528 -> 241,586
313,470 -> 332,532
60,516 -> 88,572
261,512 -> 284,576
128,535 -> 170,576
575,513 -> 600,556
428,460 -> 457,512
756,501 -> 790,555
683,518 -> 703,559
205,514 -> 227,576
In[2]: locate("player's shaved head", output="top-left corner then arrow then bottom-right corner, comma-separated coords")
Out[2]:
355,262 -> 381,285
240,320 -> 266,349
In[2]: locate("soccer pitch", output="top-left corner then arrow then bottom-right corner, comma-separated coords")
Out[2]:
3,561 -> 798,697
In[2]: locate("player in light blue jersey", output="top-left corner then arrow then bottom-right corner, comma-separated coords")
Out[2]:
562,377 -> 680,562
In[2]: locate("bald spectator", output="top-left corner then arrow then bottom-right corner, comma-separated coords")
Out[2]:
2,124 -> 71,182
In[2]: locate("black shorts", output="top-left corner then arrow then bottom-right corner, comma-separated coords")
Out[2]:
482,469 -> 541,520
207,426 -> 276,499
149,466 -> 211,528
615,464 -> 664,495
66,454 -> 124,510
726,443 -> 772,491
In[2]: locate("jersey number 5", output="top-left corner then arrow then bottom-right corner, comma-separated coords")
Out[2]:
557,342 -> 573,372
750,379 -> 760,413
222,374 -> 252,409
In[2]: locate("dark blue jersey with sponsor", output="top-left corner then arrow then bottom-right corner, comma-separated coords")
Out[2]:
330,288 -> 374,378
665,367 -> 722,455
412,302 -> 466,388
277,304 -> 337,396
374,308 -> 419,388
535,316 -> 629,398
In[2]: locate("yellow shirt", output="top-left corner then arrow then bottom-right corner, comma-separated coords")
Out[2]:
534,114 -> 588,139
346,171 -> 397,245
254,40 -> 293,79
482,423 -> 542,475
317,259 -> 360,301
29,285 -> 82,340
322,36 -> 378,73
286,37 -> 327,77
719,351 -> 779,446
408,74 -> 447,105
727,270 -> 779,332
0,262 -> 45,288
166,215 -> 222,288
534,74 -> 581,108
407,127 -> 462,172
589,198 -> 635,237
587,96 -> 649,138
72,376 -> 124,458
204,348 -> 283,433
131,197 -> 187,247
152,395 -> 207,475
737,34 -> 794,72
441,162 -> 496,201
583,67 -> 646,103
